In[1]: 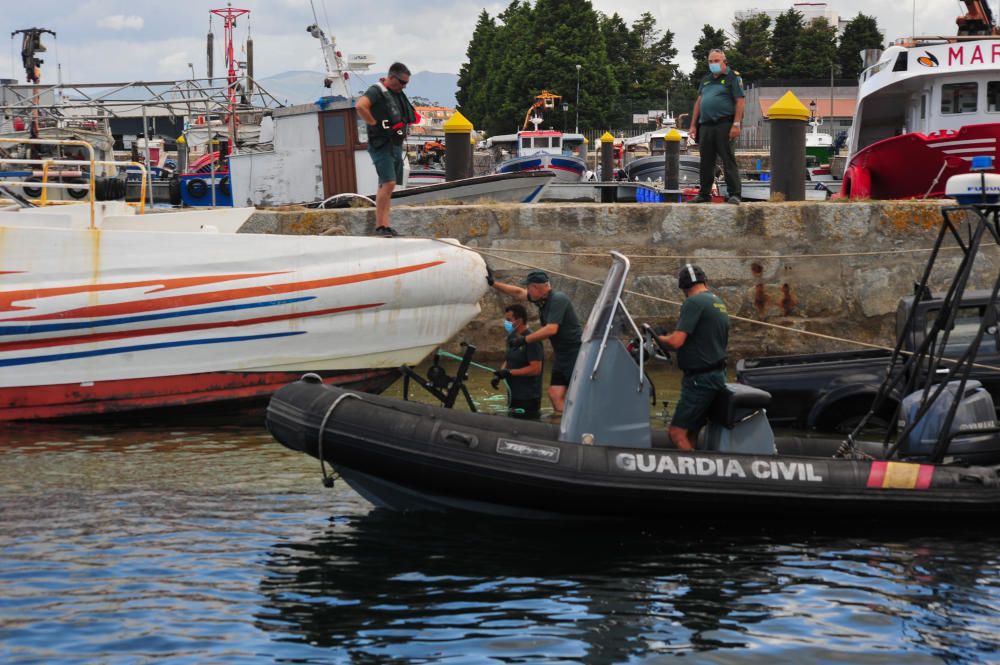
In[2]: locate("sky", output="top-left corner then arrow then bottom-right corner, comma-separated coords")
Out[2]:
0,1 -> 984,87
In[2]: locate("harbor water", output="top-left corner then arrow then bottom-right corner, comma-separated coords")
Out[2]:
2,363 -> 999,664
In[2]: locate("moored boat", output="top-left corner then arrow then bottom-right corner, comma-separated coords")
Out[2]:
0,156 -> 488,419
267,194 -> 1000,519
841,3 -> 1000,199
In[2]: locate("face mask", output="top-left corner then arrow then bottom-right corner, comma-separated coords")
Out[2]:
709,62 -> 722,74
503,320 -> 515,334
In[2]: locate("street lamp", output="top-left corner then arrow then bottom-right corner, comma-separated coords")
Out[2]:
562,102 -> 569,131
575,64 -> 581,133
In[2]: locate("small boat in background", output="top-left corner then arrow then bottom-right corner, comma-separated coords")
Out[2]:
484,92 -> 589,182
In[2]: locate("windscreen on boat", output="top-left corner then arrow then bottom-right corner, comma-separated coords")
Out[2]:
580,254 -> 629,343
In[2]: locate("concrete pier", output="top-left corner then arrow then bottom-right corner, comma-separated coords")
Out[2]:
241,201 -> 997,360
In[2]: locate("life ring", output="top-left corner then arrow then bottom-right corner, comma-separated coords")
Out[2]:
219,175 -> 231,196
186,177 -> 208,199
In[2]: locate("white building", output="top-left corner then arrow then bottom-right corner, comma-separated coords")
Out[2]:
736,2 -> 849,35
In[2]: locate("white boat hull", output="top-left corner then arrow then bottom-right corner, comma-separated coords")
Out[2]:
0,203 -> 487,418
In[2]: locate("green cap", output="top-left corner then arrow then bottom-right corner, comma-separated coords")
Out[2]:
521,270 -> 550,285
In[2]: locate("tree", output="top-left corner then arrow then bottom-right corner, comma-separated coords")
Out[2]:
456,10 -> 496,127
599,12 -> 637,126
837,13 -> 884,80
795,17 -> 839,81
770,9 -> 805,79
727,14 -> 772,83
690,25 -> 728,84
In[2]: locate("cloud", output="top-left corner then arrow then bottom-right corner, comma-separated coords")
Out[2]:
98,15 -> 144,31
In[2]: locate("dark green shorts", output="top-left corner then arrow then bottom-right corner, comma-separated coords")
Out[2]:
671,369 -> 726,431
369,143 -> 404,185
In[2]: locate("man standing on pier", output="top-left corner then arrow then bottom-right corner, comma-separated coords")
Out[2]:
688,49 -> 744,205
356,62 -> 417,237
489,269 -> 582,414
652,265 -> 730,451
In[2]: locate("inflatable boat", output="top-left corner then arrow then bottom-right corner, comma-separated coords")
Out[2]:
267,200 -> 1000,520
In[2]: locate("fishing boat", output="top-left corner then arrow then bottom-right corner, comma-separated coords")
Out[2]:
0,140 -> 487,420
484,92 -> 588,183
267,172 -> 1000,520
840,1 -> 1000,199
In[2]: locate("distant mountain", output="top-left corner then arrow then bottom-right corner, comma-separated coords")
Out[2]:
257,70 -> 458,107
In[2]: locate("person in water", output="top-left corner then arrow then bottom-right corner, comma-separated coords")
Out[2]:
489,269 -> 582,413
492,304 -> 543,419
355,62 -> 418,237
652,264 -> 730,451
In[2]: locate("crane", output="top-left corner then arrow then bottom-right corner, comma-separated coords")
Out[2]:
957,0 -> 999,36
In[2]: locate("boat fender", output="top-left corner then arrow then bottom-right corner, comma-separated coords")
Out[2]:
300,372 -> 323,384
219,175 -> 231,196
22,176 -> 42,199
186,178 -> 208,199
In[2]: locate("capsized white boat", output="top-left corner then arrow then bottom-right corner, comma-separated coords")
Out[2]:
0,198 -> 487,419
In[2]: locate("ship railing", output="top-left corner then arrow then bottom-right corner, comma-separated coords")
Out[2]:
0,137 -> 149,228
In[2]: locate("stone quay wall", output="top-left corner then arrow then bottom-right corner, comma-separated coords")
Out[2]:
242,201 -> 998,362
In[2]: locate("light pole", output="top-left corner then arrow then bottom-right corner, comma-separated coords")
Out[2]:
575,64 -> 581,133
562,102 -> 569,131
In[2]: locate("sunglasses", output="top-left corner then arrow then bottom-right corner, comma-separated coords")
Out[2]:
392,75 -> 409,87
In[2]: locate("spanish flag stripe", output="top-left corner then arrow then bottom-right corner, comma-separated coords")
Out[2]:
916,465 -> 936,489
867,460 -> 935,490
866,461 -> 888,488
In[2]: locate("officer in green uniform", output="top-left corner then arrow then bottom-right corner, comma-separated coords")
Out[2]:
492,304 -> 544,419
688,49 -> 745,205
489,269 -> 583,413
653,264 -> 730,451
355,62 -> 417,237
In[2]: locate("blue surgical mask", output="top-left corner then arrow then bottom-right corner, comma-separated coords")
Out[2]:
709,62 -> 722,74
503,320 -> 515,334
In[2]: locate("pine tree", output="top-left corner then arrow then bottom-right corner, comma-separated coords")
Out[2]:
796,17 -> 838,81
456,10 -> 496,128
837,13 -> 885,80
770,9 -> 804,79
728,14 -> 772,83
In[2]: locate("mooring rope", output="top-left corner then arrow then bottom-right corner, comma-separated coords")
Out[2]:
434,238 -> 1000,374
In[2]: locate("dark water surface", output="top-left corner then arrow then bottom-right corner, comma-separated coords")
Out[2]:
2,368 -> 999,664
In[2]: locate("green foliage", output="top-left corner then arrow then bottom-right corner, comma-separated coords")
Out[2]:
456,10 -> 496,126
771,9 -> 805,79
456,0 -> 618,135
455,4 -> 886,133
837,13 -> 884,79
795,18 -> 839,81
728,14 -> 772,82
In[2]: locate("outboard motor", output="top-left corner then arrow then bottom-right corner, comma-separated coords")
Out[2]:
701,384 -> 777,455
898,380 -> 1000,464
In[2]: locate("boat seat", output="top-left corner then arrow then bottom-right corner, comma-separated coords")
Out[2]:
708,383 -> 772,429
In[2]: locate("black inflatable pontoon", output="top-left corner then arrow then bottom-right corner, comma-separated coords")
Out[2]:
267,200 -> 1000,520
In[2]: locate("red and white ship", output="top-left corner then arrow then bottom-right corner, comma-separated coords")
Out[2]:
841,1 -> 1000,199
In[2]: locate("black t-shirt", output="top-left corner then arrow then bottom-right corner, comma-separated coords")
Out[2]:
537,290 -> 582,374
505,328 -> 543,400
676,291 -> 730,370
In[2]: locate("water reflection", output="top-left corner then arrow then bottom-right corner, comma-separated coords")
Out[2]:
257,512 -> 1000,663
